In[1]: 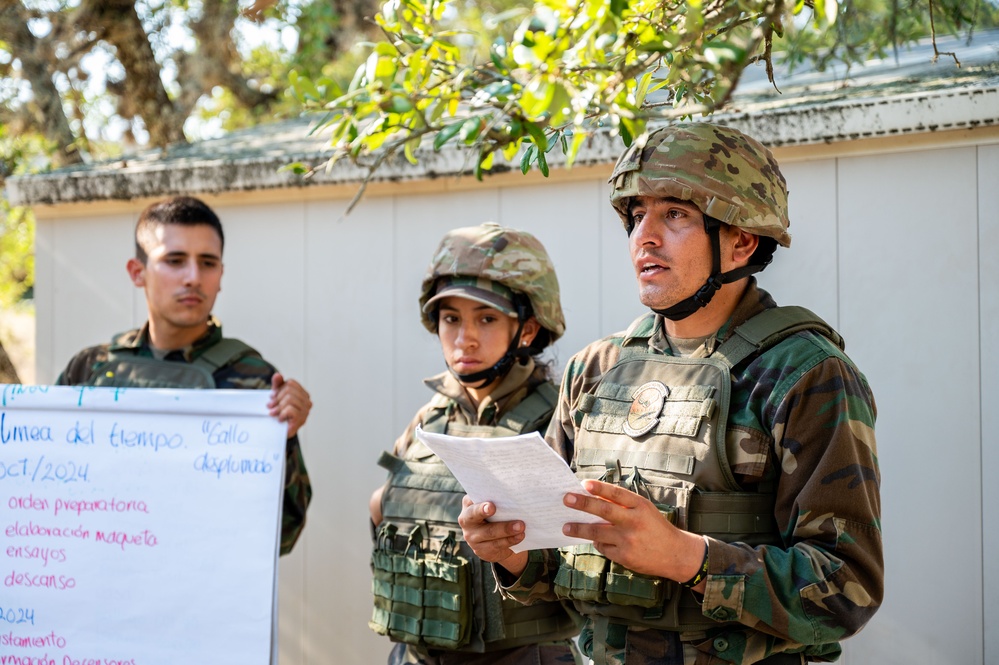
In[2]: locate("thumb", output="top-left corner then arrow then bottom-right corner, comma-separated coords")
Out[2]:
271,372 -> 285,391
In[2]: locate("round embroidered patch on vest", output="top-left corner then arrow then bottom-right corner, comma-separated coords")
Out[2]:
623,381 -> 669,438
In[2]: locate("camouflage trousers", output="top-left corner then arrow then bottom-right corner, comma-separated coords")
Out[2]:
578,623 -> 805,665
387,641 -> 580,665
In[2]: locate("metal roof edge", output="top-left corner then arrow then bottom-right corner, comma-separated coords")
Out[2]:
7,83 -> 998,207
712,85 -> 999,146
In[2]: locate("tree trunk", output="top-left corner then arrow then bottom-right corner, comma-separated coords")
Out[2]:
75,0 -> 187,148
0,2 -> 82,167
0,340 -> 21,384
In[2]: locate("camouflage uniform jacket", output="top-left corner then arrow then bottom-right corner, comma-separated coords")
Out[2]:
499,281 -> 882,665
393,359 -> 550,457
383,358 -> 579,665
56,320 -> 312,555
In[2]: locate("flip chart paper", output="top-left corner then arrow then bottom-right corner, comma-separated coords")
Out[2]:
0,384 -> 286,665
415,427 -> 603,552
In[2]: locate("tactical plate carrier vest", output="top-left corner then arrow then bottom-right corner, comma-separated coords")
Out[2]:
86,332 -> 257,389
554,307 -> 843,634
371,381 -> 579,652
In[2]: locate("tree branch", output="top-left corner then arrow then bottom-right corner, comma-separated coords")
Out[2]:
928,0 -> 961,66
0,341 -> 21,385
74,0 -> 186,148
187,0 -> 280,110
0,1 -> 82,166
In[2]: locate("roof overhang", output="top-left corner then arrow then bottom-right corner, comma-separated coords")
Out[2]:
8,30 -> 999,207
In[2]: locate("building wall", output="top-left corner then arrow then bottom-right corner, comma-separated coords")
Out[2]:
32,131 -> 999,664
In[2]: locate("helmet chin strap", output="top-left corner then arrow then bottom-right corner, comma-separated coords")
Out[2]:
652,217 -> 770,322
450,300 -> 533,389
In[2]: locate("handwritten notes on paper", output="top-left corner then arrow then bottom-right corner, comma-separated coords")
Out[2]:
416,427 -> 604,552
0,384 -> 287,665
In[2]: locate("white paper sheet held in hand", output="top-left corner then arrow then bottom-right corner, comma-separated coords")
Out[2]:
415,426 -> 604,552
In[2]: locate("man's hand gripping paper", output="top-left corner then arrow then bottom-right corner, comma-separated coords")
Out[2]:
416,426 -> 605,552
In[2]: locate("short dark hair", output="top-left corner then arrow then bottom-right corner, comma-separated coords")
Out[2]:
749,235 -> 779,270
134,196 -> 224,263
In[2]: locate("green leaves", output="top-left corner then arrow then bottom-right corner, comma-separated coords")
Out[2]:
280,162 -> 312,175
300,0 -> 779,177
306,0 -> 796,181
524,121 -> 548,153
812,0 -> 839,27
296,0 -> 993,190
433,121 -> 463,149
520,143 -> 536,175
457,118 -> 483,143
0,201 -> 34,307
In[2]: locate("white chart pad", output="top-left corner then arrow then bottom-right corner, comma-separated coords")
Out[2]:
0,385 -> 287,665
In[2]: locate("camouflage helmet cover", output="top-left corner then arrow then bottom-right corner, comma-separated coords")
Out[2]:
420,222 -> 566,342
608,122 -> 792,247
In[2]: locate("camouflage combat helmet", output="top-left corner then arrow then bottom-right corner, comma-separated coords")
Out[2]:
608,122 -> 789,321
419,222 -> 565,343
609,122 -> 791,247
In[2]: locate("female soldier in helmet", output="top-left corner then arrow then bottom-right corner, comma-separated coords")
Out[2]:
368,222 -> 580,665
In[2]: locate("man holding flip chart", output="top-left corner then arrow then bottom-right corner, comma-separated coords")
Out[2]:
458,123 -> 883,664
56,195 -> 312,554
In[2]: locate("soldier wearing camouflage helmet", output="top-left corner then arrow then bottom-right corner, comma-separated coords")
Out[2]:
460,123 -> 883,664
368,222 -> 580,665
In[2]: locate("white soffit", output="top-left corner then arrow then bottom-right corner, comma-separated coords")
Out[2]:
719,86 -> 999,147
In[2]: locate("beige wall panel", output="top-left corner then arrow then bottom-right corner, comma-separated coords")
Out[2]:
597,180 -> 649,340
278,528 -> 307,665
759,159 -> 840,324
210,202 -> 307,376
979,144 -> 999,665
301,195 -> 397,665
34,219 -> 56,383
203,201 -> 310,664
496,179 -> 608,369
46,214 -> 137,383
835,147 -> 981,664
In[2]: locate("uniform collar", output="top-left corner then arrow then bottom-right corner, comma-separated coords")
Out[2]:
425,358 -> 538,424
711,278 -> 777,345
111,317 -> 224,362
623,279 -> 776,356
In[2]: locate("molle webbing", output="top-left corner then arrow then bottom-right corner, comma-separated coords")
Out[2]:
554,492 -> 777,632
575,447 -> 694,476
557,306 -> 840,633
712,305 -> 843,368
688,491 -> 776,543
574,353 -> 740,493
371,381 -> 576,652
500,379 -> 558,431
371,469 -> 578,651
90,336 -> 257,389
489,602 -> 579,651
377,451 -> 465,524
577,384 -> 715,439
423,379 -> 558,438
371,525 -> 473,650
89,356 -> 216,389
192,338 -> 257,371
